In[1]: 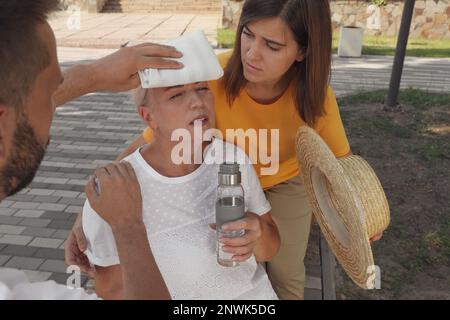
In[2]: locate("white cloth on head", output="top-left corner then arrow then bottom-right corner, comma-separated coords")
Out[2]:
82,139 -> 278,300
138,30 -> 224,88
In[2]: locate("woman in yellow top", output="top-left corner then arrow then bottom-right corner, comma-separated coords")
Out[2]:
67,0 -> 381,299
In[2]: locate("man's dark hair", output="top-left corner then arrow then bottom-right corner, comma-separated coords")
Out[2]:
0,0 -> 59,110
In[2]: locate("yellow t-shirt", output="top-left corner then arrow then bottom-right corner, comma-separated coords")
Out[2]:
142,51 -> 350,190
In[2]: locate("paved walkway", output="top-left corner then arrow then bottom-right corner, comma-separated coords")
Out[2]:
331,55 -> 450,96
0,16 -> 449,298
49,11 -> 222,48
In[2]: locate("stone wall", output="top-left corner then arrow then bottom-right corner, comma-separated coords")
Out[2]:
331,0 -> 450,39
223,0 -> 244,29
222,0 -> 450,40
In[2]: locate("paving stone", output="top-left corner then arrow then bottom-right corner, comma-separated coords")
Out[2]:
52,230 -> 71,240
1,244 -> 39,257
53,191 -> 80,198
27,189 -> 56,196
54,168 -> 83,175
19,218 -> 52,228
47,272 -> 70,285
37,203 -> 68,211
0,208 -> 17,216
43,178 -> 70,184
34,248 -> 65,260
71,185 -> 86,192
62,173 -> 89,179
41,211 -> 72,220
39,259 -> 68,273
59,240 -> 67,250
22,227 -> 57,238
40,161 -> 75,168
0,216 -> 23,225
0,255 -> 11,266
32,196 -> 62,203
14,209 -> 45,218
75,163 -> 97,169
11,202 -> 40,210
5,256 -> 44,270
0,235 -> 33,246
38,171 -> 65,178
0,200 -> 15,208
16,188 -> 31,195
31,177 -> 48,183
8,195 -> 36,202
98,147 -> 118,152
0,225 -> 26,235
29,237 -> 64,249
64,206 -> 83,214
77,193 -> 86,200
58,198 -> 86,206
28,182 -> 52,189
48,184 -> 74,191
68,179 -> 88,186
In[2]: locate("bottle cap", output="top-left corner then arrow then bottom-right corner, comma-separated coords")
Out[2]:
218,163 -> 241,185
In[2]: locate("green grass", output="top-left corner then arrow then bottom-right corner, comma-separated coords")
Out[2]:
394,89 -> 450,110
371,116 -> 413,138
344,114 -> 413,139
419,140 -> 450,160
414,217 -> 450,272
337,89 -> 387,105
337,88 -> 450,109
333,34 -> 450,58
339,89 -> 450,159
217,28 -> 236,48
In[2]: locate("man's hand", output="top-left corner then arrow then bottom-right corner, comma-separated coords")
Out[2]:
55,43 -> 183,106
85,162 -> 171,299
64,213 -> 94,277
85,162 -> 143,229
210,212 -> 263,262
91,43 -> 183,92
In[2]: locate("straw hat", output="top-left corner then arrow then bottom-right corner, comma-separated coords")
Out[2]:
295,126 -> 390,289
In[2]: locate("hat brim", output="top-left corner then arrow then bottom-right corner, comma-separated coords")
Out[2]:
296,126 -> 374,289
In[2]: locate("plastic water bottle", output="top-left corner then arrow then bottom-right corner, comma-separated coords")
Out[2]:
216,163 -> 245,267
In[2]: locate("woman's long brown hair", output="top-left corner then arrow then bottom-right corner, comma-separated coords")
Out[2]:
223,0 -> 332,127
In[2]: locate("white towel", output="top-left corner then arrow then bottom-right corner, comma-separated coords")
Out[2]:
138,30 -> 224,88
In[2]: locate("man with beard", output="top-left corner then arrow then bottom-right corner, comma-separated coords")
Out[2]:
0,0 -> 184,299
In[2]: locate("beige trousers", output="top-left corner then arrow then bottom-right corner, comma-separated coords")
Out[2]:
264,175 -> 312,300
